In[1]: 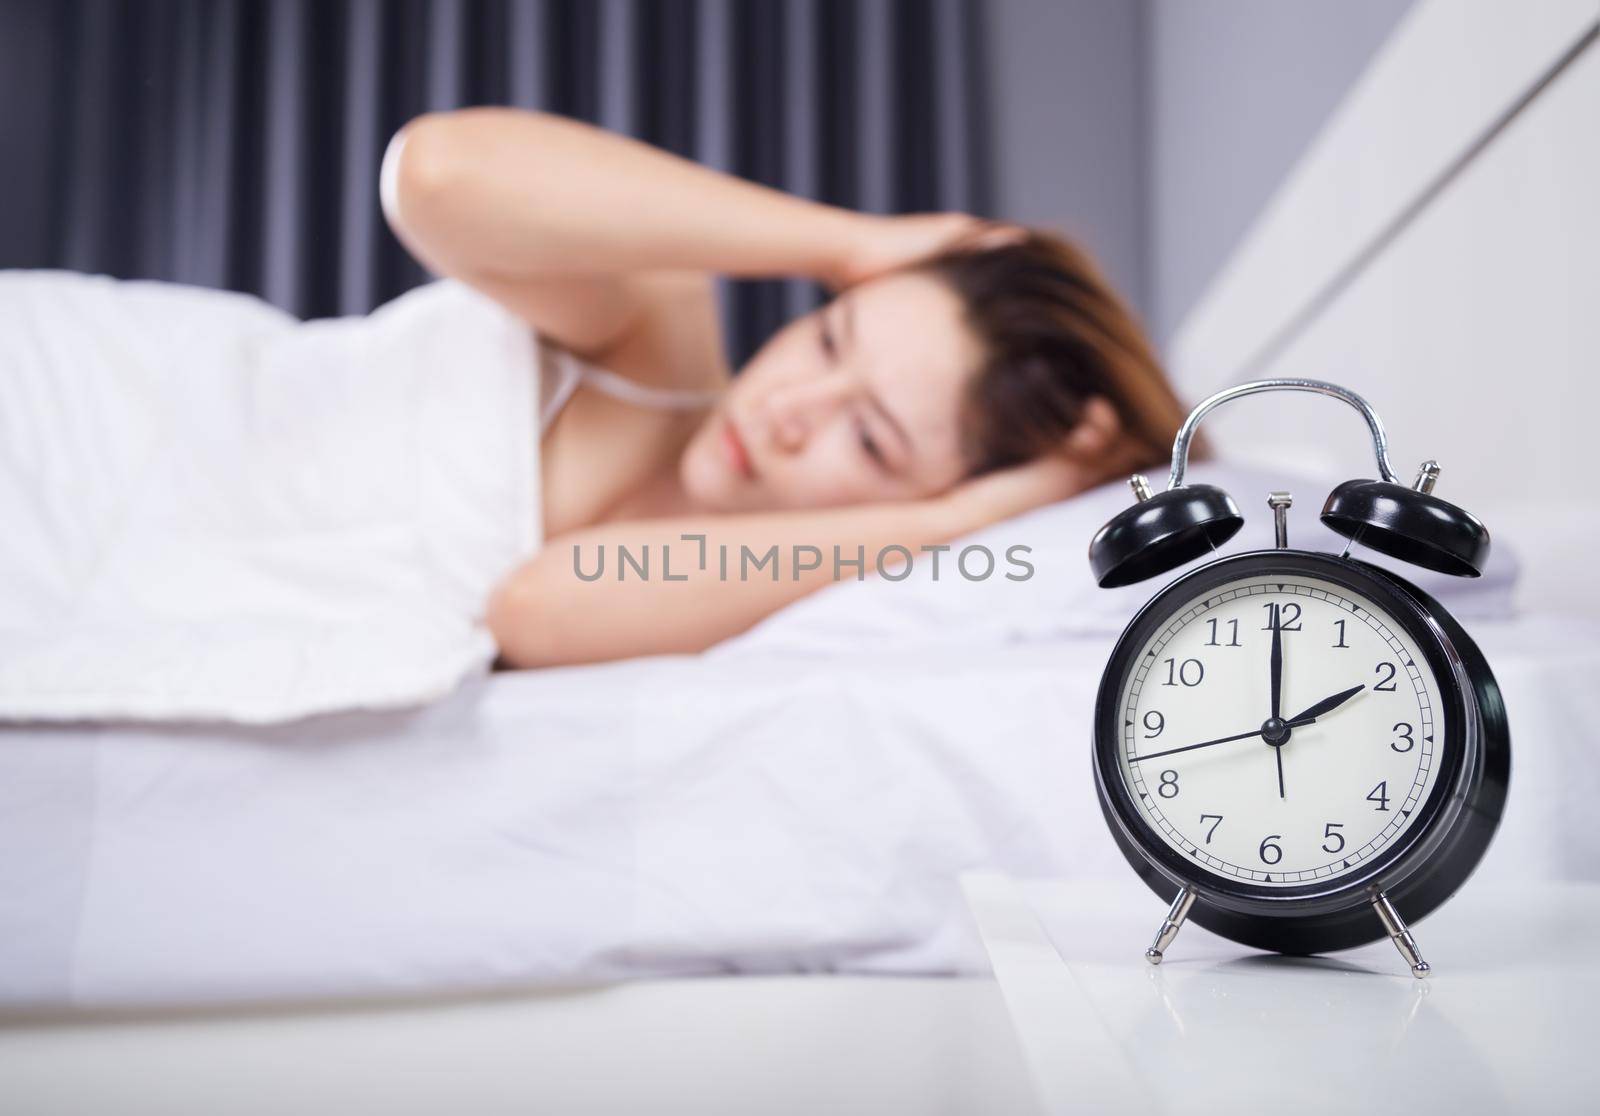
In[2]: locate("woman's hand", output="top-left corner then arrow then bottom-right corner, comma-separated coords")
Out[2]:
937,452 -> 1096,535
829,213 -> 1026,290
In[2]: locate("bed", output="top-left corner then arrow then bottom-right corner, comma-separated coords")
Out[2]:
3,602 -> 1598,1112
1,447 -> 1573,1007
4,599 -> 1598,1011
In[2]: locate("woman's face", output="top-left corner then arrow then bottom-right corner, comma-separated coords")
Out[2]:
680,271 -> 985,513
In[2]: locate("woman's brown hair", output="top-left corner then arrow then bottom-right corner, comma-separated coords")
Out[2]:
923,230 -> 1190,477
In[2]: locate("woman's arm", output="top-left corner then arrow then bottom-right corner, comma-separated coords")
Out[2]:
487,456 -> 1085,668
390,108 -> 869,284
384,108 -> 868,374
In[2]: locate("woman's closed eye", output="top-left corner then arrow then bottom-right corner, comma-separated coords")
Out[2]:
855,415 -> 889,469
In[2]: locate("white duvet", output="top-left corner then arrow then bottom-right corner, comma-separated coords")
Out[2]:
0,273 -> 540,723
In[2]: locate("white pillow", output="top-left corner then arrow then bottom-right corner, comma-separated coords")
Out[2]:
721,461 -> 1519,657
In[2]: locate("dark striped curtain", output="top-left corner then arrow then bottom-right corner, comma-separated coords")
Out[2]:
2,0 -> 992,364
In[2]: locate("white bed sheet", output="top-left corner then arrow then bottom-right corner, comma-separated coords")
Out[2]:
3,615 -> 1597,1010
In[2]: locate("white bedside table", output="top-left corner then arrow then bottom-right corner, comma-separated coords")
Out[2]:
964,874 -> 1599,1115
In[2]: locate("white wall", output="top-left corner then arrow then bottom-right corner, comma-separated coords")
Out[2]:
985,0 -> 1415,341
984,0 -> 1147,309
1163,0 -> 1600,615
1237,37 -> 1600,615
1145,0 -> 1412,343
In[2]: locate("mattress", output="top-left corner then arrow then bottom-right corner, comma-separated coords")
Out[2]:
3,611 -> 1597,1011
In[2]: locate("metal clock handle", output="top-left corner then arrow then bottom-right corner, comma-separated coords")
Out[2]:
1165,378 -> 1402,491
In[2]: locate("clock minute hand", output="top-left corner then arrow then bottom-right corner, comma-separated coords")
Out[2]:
1269,604 -> 1283,722
1286,683 -> 1367,725
1269,604 -> 1286,799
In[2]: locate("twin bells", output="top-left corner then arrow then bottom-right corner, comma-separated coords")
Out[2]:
1088,379 -> 1490,588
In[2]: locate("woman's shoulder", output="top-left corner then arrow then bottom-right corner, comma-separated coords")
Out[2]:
604,272 -> 731,394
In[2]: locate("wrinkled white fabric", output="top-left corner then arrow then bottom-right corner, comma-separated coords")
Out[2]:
0,617 -> 1593,1009
0,273 -> 540,723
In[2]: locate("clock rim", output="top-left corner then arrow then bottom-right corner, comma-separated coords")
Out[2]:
1093,550 -> 1480,921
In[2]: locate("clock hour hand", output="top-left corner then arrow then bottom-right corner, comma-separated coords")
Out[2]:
1286,683 -> 1366,725
1130,685 -> 1365,767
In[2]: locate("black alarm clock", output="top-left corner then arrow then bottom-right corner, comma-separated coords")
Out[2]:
1087,378 -> 1509,977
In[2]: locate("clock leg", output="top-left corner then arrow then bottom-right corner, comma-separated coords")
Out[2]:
1144,886 -> 1197,966
1372,891 -> 1431,978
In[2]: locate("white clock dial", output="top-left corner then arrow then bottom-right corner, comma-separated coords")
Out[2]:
1116,574 -> 1447,888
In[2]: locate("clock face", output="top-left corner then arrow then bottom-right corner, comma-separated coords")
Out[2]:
1114,573 -> 1449,890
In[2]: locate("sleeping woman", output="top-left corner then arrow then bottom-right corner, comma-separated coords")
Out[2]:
384,109 -> 1192,668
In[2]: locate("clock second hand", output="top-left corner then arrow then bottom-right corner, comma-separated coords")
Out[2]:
1128,683 -> 1367,765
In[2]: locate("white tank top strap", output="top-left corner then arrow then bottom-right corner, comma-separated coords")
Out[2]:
538,343 -> 586,434
538,339 -> 720,434
577,363 -> 722,411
